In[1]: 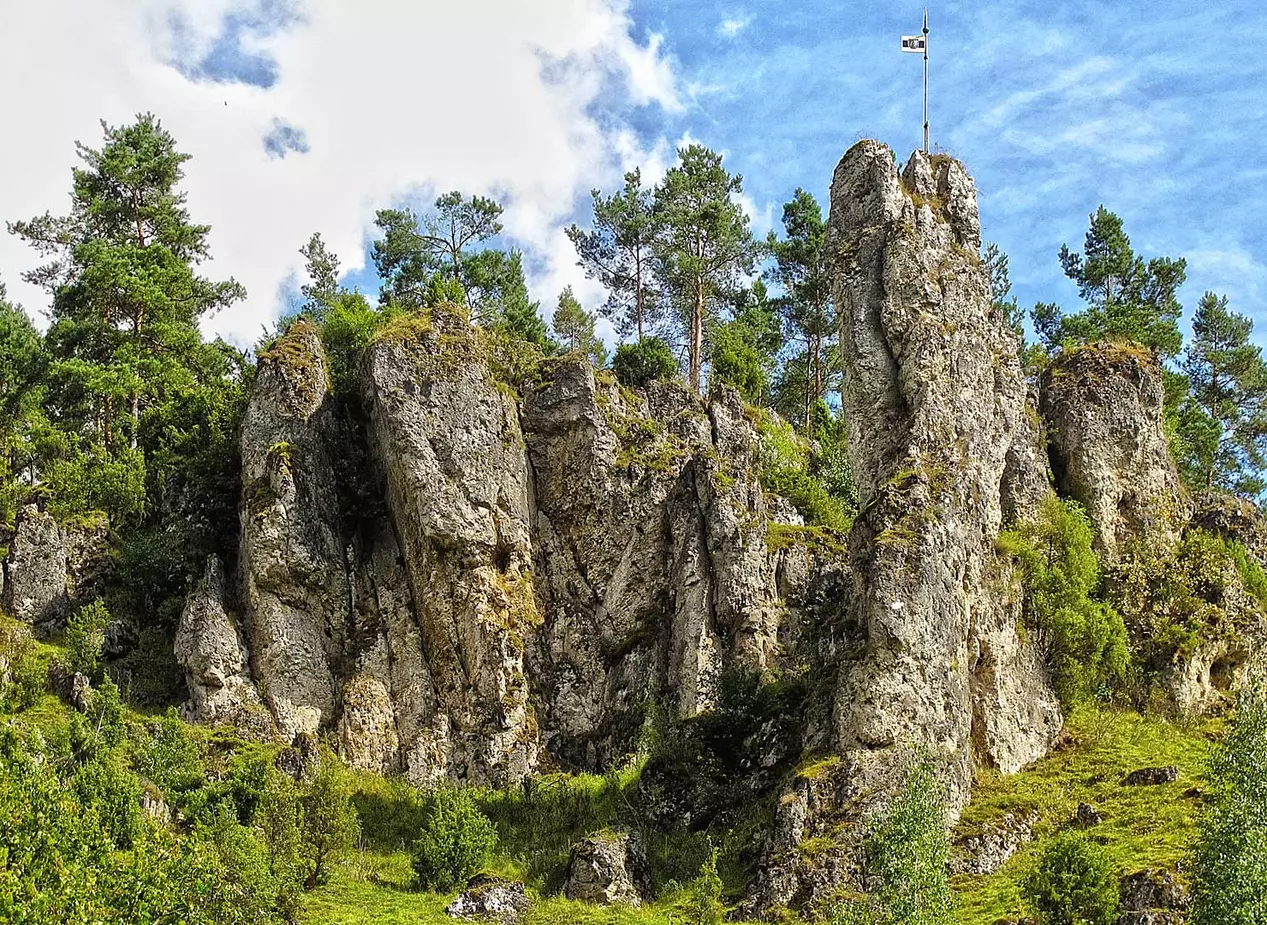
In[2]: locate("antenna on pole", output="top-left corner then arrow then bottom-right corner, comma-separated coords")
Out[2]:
922,7 -> 929,154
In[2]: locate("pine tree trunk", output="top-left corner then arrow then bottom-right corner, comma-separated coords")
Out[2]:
691,276 -> 704,393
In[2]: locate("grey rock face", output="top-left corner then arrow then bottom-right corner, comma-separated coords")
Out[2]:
363,313 -> 538,786
4,504 -> 69,627
1040,344 -> 1189,561
564,829 -> 651,906
445,875 -> 530,924
174,557 -> 266,729
1117,869 -> 1188,925
826,141 -> 1059,813
239,320 -> 346,739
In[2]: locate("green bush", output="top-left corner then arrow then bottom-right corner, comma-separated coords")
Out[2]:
411,787 -> 499,892
1022,831 -> 1118,925
299,753 -> 360,889
0,621 -> 46,712
709,322 -> 767,402
757,413 -> 853,530
612,337 -> 678,388
131,707 -> 204,793
64,598 -> 111,679
862,759 -> 955,925
999,497 -> 1127,709
686,846 -> 725,925
1191,686 -> 1267,925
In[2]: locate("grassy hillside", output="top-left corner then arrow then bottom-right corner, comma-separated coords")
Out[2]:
0,620 -> 1217,925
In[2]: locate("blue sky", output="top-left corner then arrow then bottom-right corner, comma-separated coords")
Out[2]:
2,1 -> 1265,346
618,0 -> 1267,338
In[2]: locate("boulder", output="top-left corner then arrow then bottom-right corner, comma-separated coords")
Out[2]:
1075,802 -> 1103,828
564,829 -> 651,906
1117,868 -> 1188,925
1123,766 -> 1179,786
951,811 -> 1038,876
445,875 -> 530,924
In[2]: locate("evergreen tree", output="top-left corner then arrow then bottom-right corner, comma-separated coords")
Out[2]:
768,189 -> 832,431
983,242 -> 1024,337
566,168 -> 661,341
1034,207 -> 1185,357
422,191 -> 504,284
653,145 -> 757,393
9,113 -> 244,526
1178,292 -> 1267,496
551,287 -> 605,366
371,208 -> 437,307
710,280 -> 781,406
0,282 -> 52,519
298,233 -> 340,318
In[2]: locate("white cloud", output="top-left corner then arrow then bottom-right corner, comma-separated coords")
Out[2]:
718,15 -> 750,38
0,0 -> 680,345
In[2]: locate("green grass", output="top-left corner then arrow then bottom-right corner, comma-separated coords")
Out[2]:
953,706 -> 1217,925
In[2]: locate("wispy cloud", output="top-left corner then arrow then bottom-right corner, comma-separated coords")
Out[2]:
718,15 -> 750,38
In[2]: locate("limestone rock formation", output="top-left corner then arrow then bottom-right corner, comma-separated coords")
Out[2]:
827,141 -> 1059,812
445,874 -> 531,924
174,557 -> 266,730
3,504 -> 67,626
2,503 -> 108,631
1040,344 -> 1189,561
239,319 -> 346,740
564,829 -> 651,906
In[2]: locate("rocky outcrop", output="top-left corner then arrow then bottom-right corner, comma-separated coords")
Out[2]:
951,810 -> 1038,876
1117,869 -> 1188,925
2,503 -> 109,631
1040,344 -> 1189,561
564,830 -> 651,906
174,557 -> 267,731
446,875 -> 531,924
239,320 -> 346,740
827,142 -> 1059,812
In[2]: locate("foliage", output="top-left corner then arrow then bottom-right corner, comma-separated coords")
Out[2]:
1022,832 -> 1118,925
567,168 -> 663,341
1173,291 -> 1267,497
861,759 -> 955,925
551,286 -> 605,366
1033,206 -> 1185,358
767,189 -> 834,430
1191,685 -> 1267,925
301,753 -> 362,889
685,846 -> 725,925
709,317 -> 770,402
63,598 -> 111,678
0,621 -> 47,713
999,497 -> 1127,709
411,787 -> 499,892
984,242 -> 1025,338
757,412 -> 853,530
652,144 -> 757,392
613,336 -> 679,388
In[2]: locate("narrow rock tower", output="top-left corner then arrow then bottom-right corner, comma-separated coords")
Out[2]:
827,141 -> 1055,812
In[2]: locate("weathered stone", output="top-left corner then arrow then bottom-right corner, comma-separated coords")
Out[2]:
3,504 -> 68,626
174,557 -> 266,730
1118,868 -> 1188,925
564,829 -> 651,906
951,811 -> 1038,876
1076,802 -> 1103,828
69,672 -> 91,712
336,674 -> 399,775
239,320 -> 345,740
1040,344 -> 1189,562
140,789 -> 172,824
827,141 -> 1059,815
1123,766 -> 1179,786
445,874 -> 530,924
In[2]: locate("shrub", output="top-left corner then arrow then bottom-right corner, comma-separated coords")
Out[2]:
686,845 -> 725,925
757,413 -> 853,530
1023,832 -> 1118,925
709,322 -> 767,402
64,599 -> 111,678
862,759 -> 955,925
411,787 -> 499,892
299,753 -> 360,889
0,621 -> 46,712
1191,686 -> 1267,925
999,497 -> 1127,709
612,337 -> 678,388
131,707 -> 204,793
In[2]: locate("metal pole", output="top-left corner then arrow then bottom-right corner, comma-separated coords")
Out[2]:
922,8 -> 929,153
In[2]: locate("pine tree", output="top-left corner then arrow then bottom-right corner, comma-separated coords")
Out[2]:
551,287 -> 605,366
299,233 -> 341,319
1034,206 -> 1186,357
653,145 -> 757,393
768,189 -> 832,431
1178,292 -> 1267,495
9,113 -> 244,523
566,168 -> 661,341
